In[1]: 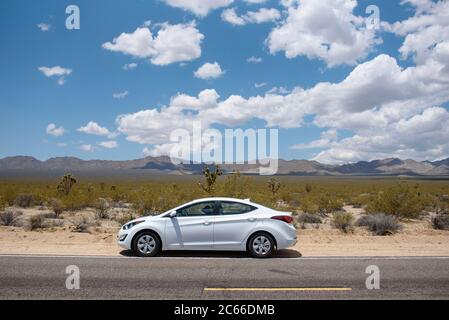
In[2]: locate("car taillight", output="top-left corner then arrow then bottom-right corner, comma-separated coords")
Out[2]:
271,215 -> 294,224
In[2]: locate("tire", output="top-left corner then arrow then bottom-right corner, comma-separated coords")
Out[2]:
132,231 -> 161,257
247,232 -> 275,258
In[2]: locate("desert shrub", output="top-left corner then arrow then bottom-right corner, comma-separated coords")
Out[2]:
49,198 -> 64,217
366,183 -> 425,219
94,198 -> 111,219
0,209 -> 23,226
357,214 -> 401,235
222,171 -> 249,198
47,219 -> 64,228
29,214 -> 46,230
317,194 -> 343,215
297,213 -> 322,229
43,212 -> 57,219
432,214 -> 449,230
14,193 -> 34,208
297,213 -> 322,224
70,214 -> 98,233
300,197 -> 319,214
332,211 -> 354,233
355,215 -> 375,227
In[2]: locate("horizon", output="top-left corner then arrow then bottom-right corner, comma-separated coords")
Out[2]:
1,154 -> 448,165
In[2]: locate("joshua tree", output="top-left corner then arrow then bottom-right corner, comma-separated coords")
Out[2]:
198,165 -> 223,195
57,174 -> 77,196
267,178 -> 281,198
305,183 -> 312,193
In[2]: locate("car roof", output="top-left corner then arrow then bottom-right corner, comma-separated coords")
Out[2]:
189,197 -> 252,203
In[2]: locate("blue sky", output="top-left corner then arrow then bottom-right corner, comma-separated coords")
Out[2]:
1,0 -> 448,164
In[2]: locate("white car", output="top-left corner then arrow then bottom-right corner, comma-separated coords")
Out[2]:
117,197 -> 297,258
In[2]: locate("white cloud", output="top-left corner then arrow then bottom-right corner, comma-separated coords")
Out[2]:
384,0 -> 449,64
77,121 -> 111,137
247,56 -> 262,63
113,91 -> 129,99
98,140 -> 118,149
291,129 -> 338,150
266,0 -> 381,67
38,66 -> 72,85
194,62 -> 224,79
102,22 -> 204,66
163,0 -> 233,17
312,107 -> 449,164
46,123 -> 65,137
116,46 -> 449,162
255,82 -> 267,88
266,86 -> 290,94
80,144 -> 94,152
222,8 -> 280,25
122,63 -> 138,70
37,23 -> 51,32
38,66 -> 72,77
244,0 -> 267,4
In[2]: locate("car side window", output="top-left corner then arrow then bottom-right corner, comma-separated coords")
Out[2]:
176,201 -> 216,217
217,201 -> 256,215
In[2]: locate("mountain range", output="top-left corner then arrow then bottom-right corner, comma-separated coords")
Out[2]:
1,155 -> 449,176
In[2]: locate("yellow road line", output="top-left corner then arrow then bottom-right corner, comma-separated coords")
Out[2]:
204,287 -> 352,292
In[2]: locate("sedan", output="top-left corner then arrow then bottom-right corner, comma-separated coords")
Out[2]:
117,197 -> 297,258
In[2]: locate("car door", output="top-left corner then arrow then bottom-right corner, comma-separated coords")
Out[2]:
164,201 -> 216,250
213,201 -> 259,250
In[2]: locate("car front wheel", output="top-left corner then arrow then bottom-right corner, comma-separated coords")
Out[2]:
132,231 -> 161,257
247,233 -> 275,258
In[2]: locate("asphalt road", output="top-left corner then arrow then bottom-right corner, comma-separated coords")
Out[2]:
1,251 -> 449,299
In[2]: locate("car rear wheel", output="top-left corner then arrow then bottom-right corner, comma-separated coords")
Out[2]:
132,231 -> 161,257
247,232 -> 275,258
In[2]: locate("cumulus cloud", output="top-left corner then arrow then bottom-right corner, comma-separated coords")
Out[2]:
163,0 -> 233,17
113,91 -> 129,99
37,23 -> 51,32
244,0 -> 267,4
38,66 -> 72,85
77,121 -> 111,137
98,140 -> 118,149
46,123 -> 65,137
247,56 -> 263,63
80,144 -> 94,152
122,63 -> 138,70
194,62 -> 224,79
266,0 -> 381,67
384,0 -> 449,64
222,7 -> 280,25
116,45 -> 449,163
102,22 -> 204,66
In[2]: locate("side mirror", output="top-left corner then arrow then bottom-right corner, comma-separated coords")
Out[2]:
169,211 -> 177,218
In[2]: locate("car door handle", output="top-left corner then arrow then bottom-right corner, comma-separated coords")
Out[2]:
248,217 -> 256,222
203,220 -> 211,225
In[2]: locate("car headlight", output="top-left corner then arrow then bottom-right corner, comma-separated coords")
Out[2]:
122,220 -> 144,230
